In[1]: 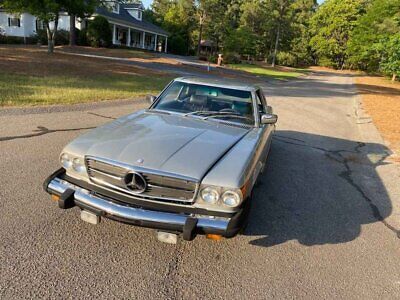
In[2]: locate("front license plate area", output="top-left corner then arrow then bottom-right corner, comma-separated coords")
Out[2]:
157,231 -> 178,244
81,210 -> 100,225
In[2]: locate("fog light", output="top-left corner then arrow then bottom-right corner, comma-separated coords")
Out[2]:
206,234 -> 222,241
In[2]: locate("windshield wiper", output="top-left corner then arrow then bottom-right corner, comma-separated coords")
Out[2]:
204,113 -> 253,122
183,110 -> 220,117
147,109 -> 171,115
183,111 -> 252,122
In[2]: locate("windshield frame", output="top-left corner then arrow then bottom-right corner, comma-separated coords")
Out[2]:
149,79 -> 259,127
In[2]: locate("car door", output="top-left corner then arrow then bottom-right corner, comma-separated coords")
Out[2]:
256,89 -> 274,164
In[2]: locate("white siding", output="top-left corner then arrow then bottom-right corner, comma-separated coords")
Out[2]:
56,15 -> 70,31
22,13 -> 36,36
0,12 -> 25,37
0,12 -> 79,37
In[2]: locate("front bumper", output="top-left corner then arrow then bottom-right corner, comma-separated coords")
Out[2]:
44,169 -> 247,240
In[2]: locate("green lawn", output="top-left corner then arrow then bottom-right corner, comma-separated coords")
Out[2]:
228,63 -> 309,79
0,74 -> 172,106
60,46 -> 157,59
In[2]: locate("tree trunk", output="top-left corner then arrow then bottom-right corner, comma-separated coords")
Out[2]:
271,22 -> 281,68
392,73 -> 397,82
197,22 -> 203,57
45,14 -> 59,54
47,39 -> 54,53
69,14 -> 76,46
197,11 -> 204,57
46,23 -> 54,54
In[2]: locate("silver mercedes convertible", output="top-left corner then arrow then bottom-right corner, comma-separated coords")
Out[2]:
44,77 -> 277,243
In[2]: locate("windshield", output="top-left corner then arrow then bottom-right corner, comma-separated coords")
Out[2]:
153,81 -> 255,125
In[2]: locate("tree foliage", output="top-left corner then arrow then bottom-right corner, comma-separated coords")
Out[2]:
3,0 -> 62,53
87,15 -> 112,47
380,34 -> 400,80
150,0 -> 316,64
151,0 -> 196,55
3,0 -> 399,77
309,0 -> 367,69
347,0 -> 400,73
62,0 -> 98,46
2,0 -> 99,52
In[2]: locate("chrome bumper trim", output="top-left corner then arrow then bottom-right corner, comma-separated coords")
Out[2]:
47,177 -> 230,232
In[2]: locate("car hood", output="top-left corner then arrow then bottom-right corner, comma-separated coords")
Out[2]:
66,110 -> 250,180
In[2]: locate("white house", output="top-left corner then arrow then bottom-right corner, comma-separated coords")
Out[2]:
0,1 -> 168,52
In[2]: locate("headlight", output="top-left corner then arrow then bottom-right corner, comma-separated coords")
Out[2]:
72,158 -> 85,173
60,153 -> 72,169
222,191 -> 241,207
200,187 -> 220,204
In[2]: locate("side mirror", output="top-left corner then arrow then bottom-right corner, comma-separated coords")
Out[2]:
146,95 -> 157,104
261,113 -> 278,125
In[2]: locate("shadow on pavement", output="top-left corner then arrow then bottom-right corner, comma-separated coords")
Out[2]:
246,130 -> 397,247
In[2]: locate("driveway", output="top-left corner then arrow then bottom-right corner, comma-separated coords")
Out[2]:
0,70 -> 399,299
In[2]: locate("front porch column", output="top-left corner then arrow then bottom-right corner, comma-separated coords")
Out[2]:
112,24 -> 116,45
154,34 -> 158,51
142,32 -> 145,49
127,28 -> 131,47
165,37 -> 168,53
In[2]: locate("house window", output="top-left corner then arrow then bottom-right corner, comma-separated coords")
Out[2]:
36,19 -> 45,31
112,2 -> 119,13
138,11 -> 142,20
8,17 -> 21,27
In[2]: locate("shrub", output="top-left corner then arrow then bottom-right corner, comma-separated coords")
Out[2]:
35,29 -> 48,45
224,27 -> 256,58
223,52 -> 241,64
318,56 -> 336,68
87,16 -> 112,47
0,35 -> 24,44
56,29 -> 69,45
276,52 -> 297,67
76,28 -> 89,46
168,35 -> 186,55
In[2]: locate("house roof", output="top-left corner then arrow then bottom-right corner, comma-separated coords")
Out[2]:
124,3 -> 144,10
96,5 -> 168,36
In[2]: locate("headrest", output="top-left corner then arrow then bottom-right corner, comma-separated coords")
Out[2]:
189,94 -> 208,105
233,102 -> 252,115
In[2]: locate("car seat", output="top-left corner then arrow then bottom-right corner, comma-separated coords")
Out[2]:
232,101 -> 252,116
184,95 -> 209,112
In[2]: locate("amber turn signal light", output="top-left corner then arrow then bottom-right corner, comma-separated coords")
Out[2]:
51,194 -> 60,202
206,234 -> 222,241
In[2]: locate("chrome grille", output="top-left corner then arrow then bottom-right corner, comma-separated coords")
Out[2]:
85,157 -> 198,204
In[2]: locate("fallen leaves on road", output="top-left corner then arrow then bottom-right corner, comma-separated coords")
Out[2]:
356,76 -> 400,161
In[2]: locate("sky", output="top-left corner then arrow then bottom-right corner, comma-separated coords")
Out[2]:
141,0 -> 325,9
142,0 -> 152,8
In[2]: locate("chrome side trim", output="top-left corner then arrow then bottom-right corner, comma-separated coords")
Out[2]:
47,177 -> 230,232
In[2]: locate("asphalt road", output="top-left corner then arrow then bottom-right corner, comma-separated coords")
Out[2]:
1,70 -> 400,299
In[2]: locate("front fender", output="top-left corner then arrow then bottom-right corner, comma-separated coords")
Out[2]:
201,128 -> 264,198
